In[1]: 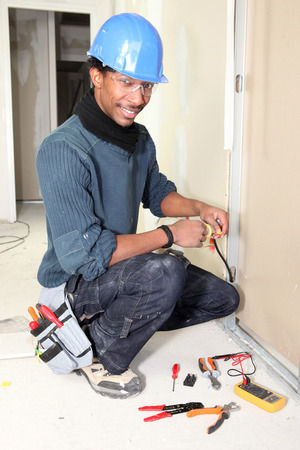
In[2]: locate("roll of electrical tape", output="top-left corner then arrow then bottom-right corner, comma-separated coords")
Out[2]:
205,223 -> 213,239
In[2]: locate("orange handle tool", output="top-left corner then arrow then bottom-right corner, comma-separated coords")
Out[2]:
208,357 -> 217,371
187,406 -> 228,434
199,358 -> 209,373
207,411 -> 229,434
40,305 -> 63,328
187,406 -> 222,417
28,306 -> 39,322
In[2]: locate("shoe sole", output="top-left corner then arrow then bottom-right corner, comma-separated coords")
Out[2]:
76,369 -> 142,399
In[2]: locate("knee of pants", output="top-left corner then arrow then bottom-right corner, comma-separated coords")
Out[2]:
122,253 -> 187,313
226,284 -> 240,314
91,255 -> 188,341
145,253 -> 187,301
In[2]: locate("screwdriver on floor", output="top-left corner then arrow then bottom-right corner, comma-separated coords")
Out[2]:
172,363 -> 179,391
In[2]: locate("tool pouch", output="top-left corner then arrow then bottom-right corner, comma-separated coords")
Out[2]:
30,285 -> 93,374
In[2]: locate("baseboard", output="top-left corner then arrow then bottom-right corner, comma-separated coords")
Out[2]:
218,316 -> 300,403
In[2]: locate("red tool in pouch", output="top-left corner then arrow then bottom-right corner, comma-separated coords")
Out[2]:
40,305 -> 64,328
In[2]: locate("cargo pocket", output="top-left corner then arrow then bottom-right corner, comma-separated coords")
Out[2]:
54,315 -> 92,358
120,317 -> 133,339
39,342 -> 77,375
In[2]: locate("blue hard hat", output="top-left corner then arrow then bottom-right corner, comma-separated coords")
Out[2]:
87,13 -> 168,84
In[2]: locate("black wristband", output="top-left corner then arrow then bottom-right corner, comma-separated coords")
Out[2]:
157,225 -> 174,248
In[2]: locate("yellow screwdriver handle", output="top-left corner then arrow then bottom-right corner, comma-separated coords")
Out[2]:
28,306 -> 39,322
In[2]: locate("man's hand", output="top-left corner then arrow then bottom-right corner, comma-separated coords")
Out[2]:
161,192 -> 229,239
198,203 -> 229,238
169,219 -> 209,248
109,194 -> 230,265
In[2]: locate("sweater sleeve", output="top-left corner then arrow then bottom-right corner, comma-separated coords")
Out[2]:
142,135 -> 177,217
36,141 -> 116,281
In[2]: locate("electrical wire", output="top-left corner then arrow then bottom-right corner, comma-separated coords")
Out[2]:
213,238 -> 234,282
227,353 -> 256,382
0,220 -> 30,254
213,352 -> 256,385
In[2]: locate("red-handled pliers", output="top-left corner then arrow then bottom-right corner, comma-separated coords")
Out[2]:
139,402 -> 204,422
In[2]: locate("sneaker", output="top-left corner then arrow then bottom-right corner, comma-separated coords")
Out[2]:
76,362 -> 142,399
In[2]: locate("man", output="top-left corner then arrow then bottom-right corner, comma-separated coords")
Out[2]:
36,13 -> 239,399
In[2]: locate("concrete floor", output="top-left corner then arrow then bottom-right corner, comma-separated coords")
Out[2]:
1,203 -> 300,450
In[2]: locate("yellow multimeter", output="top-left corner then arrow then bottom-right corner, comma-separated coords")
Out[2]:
234,381 -> 286,412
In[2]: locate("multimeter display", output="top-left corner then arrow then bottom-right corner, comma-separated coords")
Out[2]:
238,383 -> 280,403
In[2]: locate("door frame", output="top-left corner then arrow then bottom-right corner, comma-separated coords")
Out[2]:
0,0 -> 112,222
227,0 -> 248,283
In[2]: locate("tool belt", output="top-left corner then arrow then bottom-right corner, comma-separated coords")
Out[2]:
30,287 -> 93,375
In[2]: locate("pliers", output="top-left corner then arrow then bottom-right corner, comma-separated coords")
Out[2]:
139,402 -> 204,422
187,402 -> 240,434
199,357 -> 221,390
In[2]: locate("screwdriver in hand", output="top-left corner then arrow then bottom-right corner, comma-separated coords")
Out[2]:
172,364 -> 179,391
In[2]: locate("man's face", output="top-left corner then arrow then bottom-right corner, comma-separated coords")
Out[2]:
92,69 -> 152,127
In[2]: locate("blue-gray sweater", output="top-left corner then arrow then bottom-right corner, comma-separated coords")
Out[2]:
36,115 -> 176,287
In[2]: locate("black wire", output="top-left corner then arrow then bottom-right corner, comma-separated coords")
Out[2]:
213,238 -> 234,282
0,220 -> 30,254
226,353 -> 256,378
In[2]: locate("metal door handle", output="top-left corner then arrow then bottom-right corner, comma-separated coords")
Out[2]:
235,74 -> 243,93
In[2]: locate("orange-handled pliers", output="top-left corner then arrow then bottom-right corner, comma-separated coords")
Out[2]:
187,402 -> 240,434
199,357 -> 221,390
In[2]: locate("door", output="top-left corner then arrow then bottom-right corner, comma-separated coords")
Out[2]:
236,0 -> 300,367
9,8 -> 51,201
9,9 -> 90,202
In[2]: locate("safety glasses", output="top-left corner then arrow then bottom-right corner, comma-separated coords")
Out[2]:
111,74 -> 157,97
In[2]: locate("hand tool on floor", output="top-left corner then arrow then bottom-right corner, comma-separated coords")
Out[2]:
183,373 -> 197,387
39,305 -> 64,328
234,380 -> 286,412
28,306 -> 39,322
172,363 -> 179,391
187,401 -> 240,434
199,357 -> 221,390
139,402 -> 204,422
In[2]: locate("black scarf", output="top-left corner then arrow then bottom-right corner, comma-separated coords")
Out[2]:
74,88 -> 140,153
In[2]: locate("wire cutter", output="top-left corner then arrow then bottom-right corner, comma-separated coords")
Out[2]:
187,402 -> 240,434
139,402 -> 204,422
199,357 -> 221,390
